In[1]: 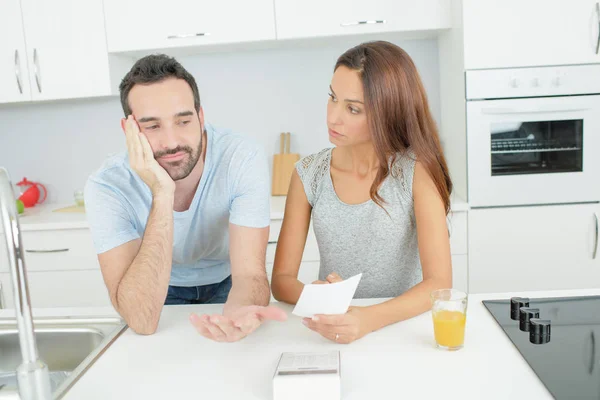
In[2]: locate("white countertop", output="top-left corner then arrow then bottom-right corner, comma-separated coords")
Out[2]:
36,287 -> 596,400
15,194 -> 468,231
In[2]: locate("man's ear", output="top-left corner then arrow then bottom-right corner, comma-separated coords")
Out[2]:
197,107 -> 205,128
120,118 -> 128,135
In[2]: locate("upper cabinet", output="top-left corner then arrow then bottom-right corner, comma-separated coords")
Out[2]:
275,0 -> 451,40
103,0 -> 277,53
0,0 -> 31,103
463,0 -> 600,69
20,0 -> 112,101
0,0 -> 114,104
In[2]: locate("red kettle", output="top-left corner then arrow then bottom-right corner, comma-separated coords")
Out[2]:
16,178 -> 47,208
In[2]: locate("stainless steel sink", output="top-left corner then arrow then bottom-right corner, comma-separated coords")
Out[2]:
0,316 -> 127,399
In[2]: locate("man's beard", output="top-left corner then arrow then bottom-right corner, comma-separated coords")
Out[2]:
154,132 -> 203,181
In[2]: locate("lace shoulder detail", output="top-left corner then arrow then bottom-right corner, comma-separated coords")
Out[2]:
295,148 -> 332,206
390,148 -> 417,200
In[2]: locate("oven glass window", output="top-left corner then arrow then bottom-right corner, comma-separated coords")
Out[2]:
490,119 -> 583,176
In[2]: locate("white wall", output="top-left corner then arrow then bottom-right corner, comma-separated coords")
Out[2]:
0,36 -> 441,204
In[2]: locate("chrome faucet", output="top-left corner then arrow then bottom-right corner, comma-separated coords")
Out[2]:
0,167 -> 51,399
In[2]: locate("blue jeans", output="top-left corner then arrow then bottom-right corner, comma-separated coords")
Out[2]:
164,276 -> 232,305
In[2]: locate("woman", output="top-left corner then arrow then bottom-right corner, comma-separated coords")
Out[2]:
271,41 -> 453,344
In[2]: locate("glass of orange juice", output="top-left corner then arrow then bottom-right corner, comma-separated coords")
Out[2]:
431,289 -> 468,351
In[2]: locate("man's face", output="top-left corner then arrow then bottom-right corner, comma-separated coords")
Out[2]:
126,78 -> 203,181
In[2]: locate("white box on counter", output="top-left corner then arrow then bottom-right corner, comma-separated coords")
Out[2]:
273,351 -> 341,400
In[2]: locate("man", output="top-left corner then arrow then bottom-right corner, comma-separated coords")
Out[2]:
85,54 -> 286,341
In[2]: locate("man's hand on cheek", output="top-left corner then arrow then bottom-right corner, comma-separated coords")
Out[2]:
125,115 -> 175,195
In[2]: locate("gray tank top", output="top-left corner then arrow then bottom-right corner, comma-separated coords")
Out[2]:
295,148 -> 422,299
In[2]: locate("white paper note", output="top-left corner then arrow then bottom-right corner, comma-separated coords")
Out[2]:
292,273 -> 362,318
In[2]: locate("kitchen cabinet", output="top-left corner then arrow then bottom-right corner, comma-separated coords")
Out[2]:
20,0 -> 112,101
103,0 -> 277,53
451,254 -> 468,293
449,211 -> 468,292
0,228 -> 110,308
0,270 -> 110,309
0,0 -> 113,104
266,220 -> 320,264
0,0 -> 31,103
463,0 -> 600,69
468,203 -> 600,293
275,0 -> 451,40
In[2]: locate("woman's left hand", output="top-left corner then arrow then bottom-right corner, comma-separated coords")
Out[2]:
302,306 -> 372,344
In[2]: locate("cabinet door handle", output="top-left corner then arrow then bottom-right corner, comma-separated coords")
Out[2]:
587,331 -> 595,375
14,50 -> 23,94
340,20 -> 385,27
596,3 -> 600,55
593,212 -> 599,260
167,32 -> 210,39
0,281 -> 4,310
33,48 -> 42,93
482,106 -> 587,115
26,248 -> 69,253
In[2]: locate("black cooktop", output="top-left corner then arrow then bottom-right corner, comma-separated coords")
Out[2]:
483,295 -> 600,399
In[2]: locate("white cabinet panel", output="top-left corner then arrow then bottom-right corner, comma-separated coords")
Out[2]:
0,0 -> 31,103
104,0 -> 276,53
19,0 -> 111,101
451,254 -> 468,293
449,211 -> 467,255
469,204 -> 600,293
0,269 -> 111,308
275,0 -> 451,40
266,220 -> 320,263
0,228 -> 107,308
0,229 -> 99,273
463,0 -> 600,69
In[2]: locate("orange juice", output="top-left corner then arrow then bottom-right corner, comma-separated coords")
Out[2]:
432,310 -> 466,348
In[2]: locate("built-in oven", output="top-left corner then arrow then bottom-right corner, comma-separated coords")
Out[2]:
466,64 -> 600,208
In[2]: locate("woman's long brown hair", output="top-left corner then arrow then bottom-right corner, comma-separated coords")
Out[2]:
335,41 -> 453,214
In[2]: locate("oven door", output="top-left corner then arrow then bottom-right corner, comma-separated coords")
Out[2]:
467,95 -> 600,207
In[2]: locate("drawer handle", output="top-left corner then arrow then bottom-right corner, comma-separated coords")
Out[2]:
26,248 -> 69,253
340,20 -> 386,27
167,32 -> 210,39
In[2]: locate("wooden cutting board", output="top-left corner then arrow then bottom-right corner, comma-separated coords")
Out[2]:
272,132 -> 300,196
53,205 -> 86,213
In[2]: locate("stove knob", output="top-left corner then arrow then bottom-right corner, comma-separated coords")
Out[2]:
529,319 -> 551,344
510,297 -> 530,320
519,307 -> 540,332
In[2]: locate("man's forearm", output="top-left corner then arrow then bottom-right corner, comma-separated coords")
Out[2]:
224,273 -> 270,316
115,194 -> 174,334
